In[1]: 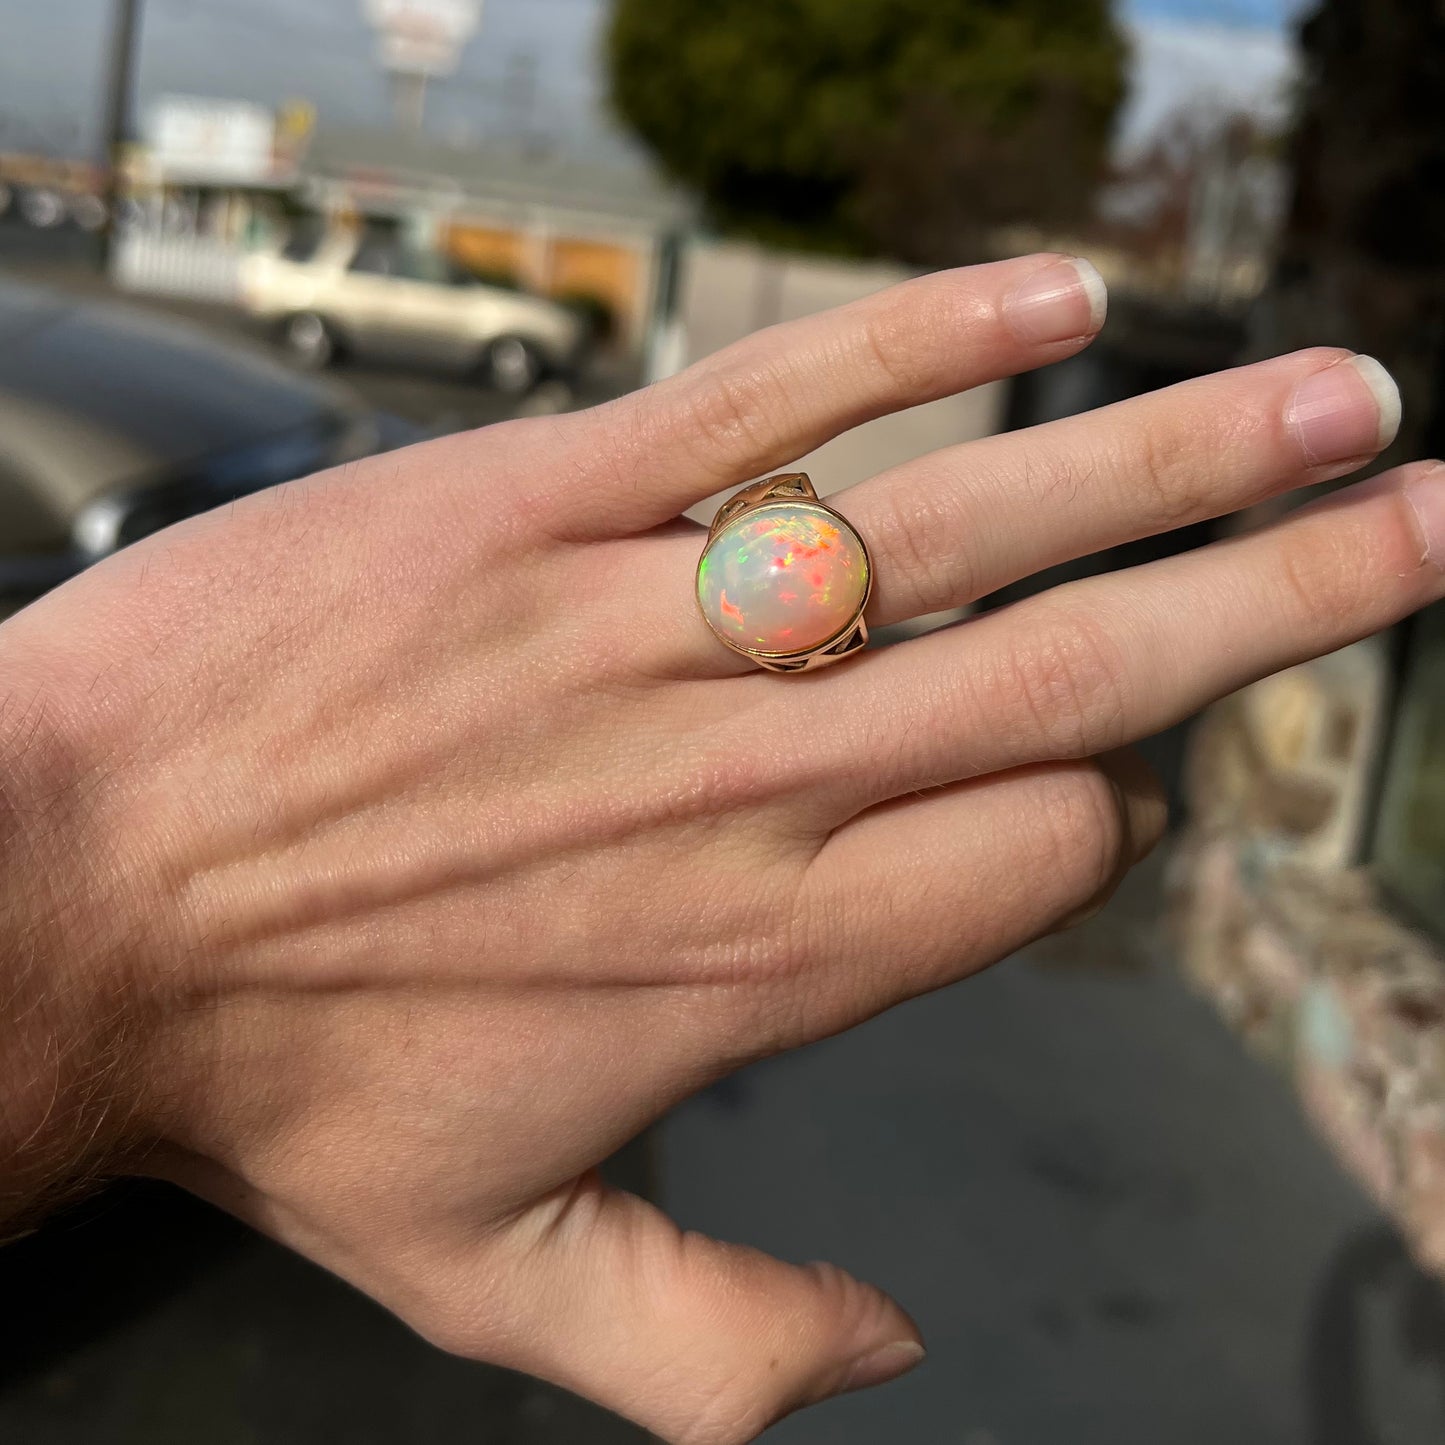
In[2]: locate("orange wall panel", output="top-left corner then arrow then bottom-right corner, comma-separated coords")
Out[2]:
444,224 -> 529,281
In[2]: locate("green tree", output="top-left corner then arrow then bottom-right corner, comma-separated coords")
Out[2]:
607,0 -> 1128,262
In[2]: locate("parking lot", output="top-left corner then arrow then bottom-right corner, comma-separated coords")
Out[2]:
0,220 -> 633,437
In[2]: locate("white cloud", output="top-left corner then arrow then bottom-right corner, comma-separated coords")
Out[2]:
1118,18 -> 1300,154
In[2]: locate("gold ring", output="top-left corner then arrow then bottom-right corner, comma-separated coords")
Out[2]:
695,473 -> 872,672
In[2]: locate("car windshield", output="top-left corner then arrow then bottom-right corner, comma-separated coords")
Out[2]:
345,241 -> 511,289
394,251 -> 478,287
394,250 -> 451,284
281,223 -> 324,264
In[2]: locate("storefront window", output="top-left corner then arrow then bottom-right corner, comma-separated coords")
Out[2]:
1374,603 -> 1445,940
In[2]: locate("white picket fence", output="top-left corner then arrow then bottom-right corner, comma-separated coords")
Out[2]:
111,232 -> 244,303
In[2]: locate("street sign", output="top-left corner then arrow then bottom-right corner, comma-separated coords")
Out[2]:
362,0 -> 484,79
145,96 -> 277,184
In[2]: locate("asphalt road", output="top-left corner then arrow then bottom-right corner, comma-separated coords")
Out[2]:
662,861 -> 1445,1444
3,223 -> 1445,1443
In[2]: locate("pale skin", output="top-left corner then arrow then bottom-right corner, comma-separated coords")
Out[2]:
1,253 -> 1441,1442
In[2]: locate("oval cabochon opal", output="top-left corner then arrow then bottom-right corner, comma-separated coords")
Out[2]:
696,502 -> 869,656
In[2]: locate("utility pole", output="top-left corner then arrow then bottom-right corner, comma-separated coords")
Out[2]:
388,70 -> 429,130
98,0 -> 142,273
501,51 -> 538,145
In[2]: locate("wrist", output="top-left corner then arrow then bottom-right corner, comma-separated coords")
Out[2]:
0,649 -> 153,1231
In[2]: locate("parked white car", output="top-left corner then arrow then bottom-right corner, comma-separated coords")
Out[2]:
240,231 -> 590,394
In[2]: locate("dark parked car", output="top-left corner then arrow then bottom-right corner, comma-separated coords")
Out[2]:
0,279 -> 409,616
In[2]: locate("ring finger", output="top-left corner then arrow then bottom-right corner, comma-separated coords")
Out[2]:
790,459 -> 1445,818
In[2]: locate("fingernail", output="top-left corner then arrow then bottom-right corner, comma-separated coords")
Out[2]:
838,1339 -> 926,1396
1404,462 -> 1445,568
1286,355 -> 1401,465
1003,257 -> 1107,345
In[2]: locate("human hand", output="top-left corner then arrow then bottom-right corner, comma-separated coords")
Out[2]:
1,254 -> 1437,1442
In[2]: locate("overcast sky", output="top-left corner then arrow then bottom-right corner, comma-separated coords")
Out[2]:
0,0 -> 1306,162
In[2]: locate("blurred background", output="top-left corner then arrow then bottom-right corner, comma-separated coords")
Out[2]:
2,0 -> 1445,1440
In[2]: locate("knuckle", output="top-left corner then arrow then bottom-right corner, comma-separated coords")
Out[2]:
853,300 -> 930,398
1036,764 -> 1130,906
644,735 -> 807,831
678,363 -> 795,475
1275,525 -> 1359,625
1010,411 -> 1209,538
1117,418 -> 1204,532
701,893 -> 821,1057
721,893 -> 815,993
1277,480 -> 1434,635
874,479 -> 973,615
859,272 -> 992,391
982,606 -> 1130,757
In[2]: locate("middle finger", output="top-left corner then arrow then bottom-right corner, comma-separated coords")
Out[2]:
840,347 -> 1400,626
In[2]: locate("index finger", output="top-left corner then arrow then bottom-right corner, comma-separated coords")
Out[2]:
558,253 -> 1108,538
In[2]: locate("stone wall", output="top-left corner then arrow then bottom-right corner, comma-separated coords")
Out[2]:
1173,640 -> 1445,1273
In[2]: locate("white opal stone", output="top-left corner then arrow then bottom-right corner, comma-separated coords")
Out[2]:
697,502 -> 869,655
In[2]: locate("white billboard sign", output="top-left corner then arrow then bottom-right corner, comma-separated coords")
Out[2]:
146,96 -> 276,184
363,0 -> 483,78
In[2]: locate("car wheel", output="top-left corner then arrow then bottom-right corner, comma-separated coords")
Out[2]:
283,312 -> 337,369
70,195 -> 108,232
483,336 -> 545,396
20,189 -> 65,229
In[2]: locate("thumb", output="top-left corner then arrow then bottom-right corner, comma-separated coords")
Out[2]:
467,1173 -> 925,1443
